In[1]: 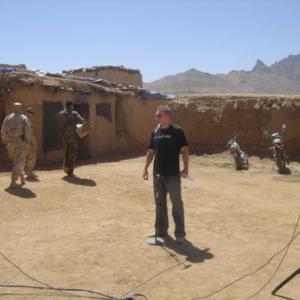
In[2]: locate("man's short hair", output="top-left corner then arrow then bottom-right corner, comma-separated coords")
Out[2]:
157,105 -> 172,115
66,101 -> 73,109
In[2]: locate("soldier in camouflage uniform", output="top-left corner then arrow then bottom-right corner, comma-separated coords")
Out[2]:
56,101 -> 85,176
1,102 -> 32,188
24,107 -> 38,179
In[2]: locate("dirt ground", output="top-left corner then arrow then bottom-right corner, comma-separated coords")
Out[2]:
0,153 -> 300,300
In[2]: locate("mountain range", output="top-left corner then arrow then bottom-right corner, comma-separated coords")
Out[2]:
144,55 -> 300,95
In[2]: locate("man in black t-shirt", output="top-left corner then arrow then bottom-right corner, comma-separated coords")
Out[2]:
143,105 -> 189,243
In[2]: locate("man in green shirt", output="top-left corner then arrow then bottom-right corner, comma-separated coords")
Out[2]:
56,101 -> 85,176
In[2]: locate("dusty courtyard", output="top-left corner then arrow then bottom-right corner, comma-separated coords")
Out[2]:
0,154 -> 300,300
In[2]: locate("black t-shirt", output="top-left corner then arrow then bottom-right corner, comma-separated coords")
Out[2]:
148,124 -> 188,176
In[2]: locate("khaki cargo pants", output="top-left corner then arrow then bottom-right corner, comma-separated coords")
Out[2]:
6,143 -> 27,181
24,146 -> 37,175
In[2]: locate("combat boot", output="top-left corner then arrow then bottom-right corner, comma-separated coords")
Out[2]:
20,174 -> 26,185
9,180 -> 21,188
26,172 -> 38,179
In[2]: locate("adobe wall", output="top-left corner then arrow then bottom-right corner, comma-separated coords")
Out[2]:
171,95 -> 300,156
0,64 -> 27,69
0,74 -> 124,166
115,95 -> 300,157
67,68 -> 143,88
115,95 -> 168,151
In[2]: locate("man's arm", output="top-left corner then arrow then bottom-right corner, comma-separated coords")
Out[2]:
75,111 -> 85,124
180,146 -> 189,178
1,118 -> 8,144
143,149 -> 155,180
23,116 -> 33,145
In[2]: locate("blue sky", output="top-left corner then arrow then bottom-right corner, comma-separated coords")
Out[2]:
1,0 -> 300,82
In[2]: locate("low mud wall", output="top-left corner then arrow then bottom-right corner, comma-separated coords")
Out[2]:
117,95 -> 300,158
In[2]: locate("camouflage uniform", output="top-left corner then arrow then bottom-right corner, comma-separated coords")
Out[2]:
1,112 -> 32,186
56,109 -> 84,175
24,118 -> 37,177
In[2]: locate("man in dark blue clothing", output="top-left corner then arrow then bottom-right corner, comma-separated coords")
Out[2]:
143,105 -> 189,243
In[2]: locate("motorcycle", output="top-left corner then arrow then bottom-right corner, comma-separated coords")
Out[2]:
226,136 -> 249,170
263,124 -> 288,173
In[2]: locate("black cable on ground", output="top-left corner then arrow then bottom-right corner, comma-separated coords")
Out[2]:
0,285 -> 113,300
160,245 -> 192,270
0,251 -> 78,298
0,284 -> 111,299
246,212 -> 300,300
190,212 -> 300,300
2,213 -> 299,300
0,250 -> 142,299
119,262 -> 181,299
0,283 -> 147,300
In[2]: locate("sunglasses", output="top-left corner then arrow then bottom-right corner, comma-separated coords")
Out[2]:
155,113 -> 163,118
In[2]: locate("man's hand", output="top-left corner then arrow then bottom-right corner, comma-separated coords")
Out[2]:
143,149 -> 155,181
143,169 -> 149,180
180,169 -> 188,178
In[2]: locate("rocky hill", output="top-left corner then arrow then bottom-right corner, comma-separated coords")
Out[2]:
144,55 -> 300,95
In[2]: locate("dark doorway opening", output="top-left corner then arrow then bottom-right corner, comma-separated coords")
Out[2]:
74,103 -> 90,160
0,102 -> 5,127
43,101 -> 63,152
0,102 -> 7,162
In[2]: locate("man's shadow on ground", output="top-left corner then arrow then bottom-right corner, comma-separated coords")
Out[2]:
158,235 -> 214,264
4,187 -> 37,198
62,175 -> 96,187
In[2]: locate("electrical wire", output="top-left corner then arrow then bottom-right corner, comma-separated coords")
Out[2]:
0,284 -> 111,299
119,262 -> 181,299
160,244 -> 192,269
0,283 -> 148,300
246,212 -> 300,299
0,251 -> 77,298
190,212 -> 300,300
1,211 -> 299,300
0,251 -> 148,300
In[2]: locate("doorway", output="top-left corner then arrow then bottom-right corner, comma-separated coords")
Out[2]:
43,101 -> 63,152
0,102 -> 6,163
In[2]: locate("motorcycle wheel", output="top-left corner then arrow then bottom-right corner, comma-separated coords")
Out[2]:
243,159 -> 249,170
276,157 -> 286,173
